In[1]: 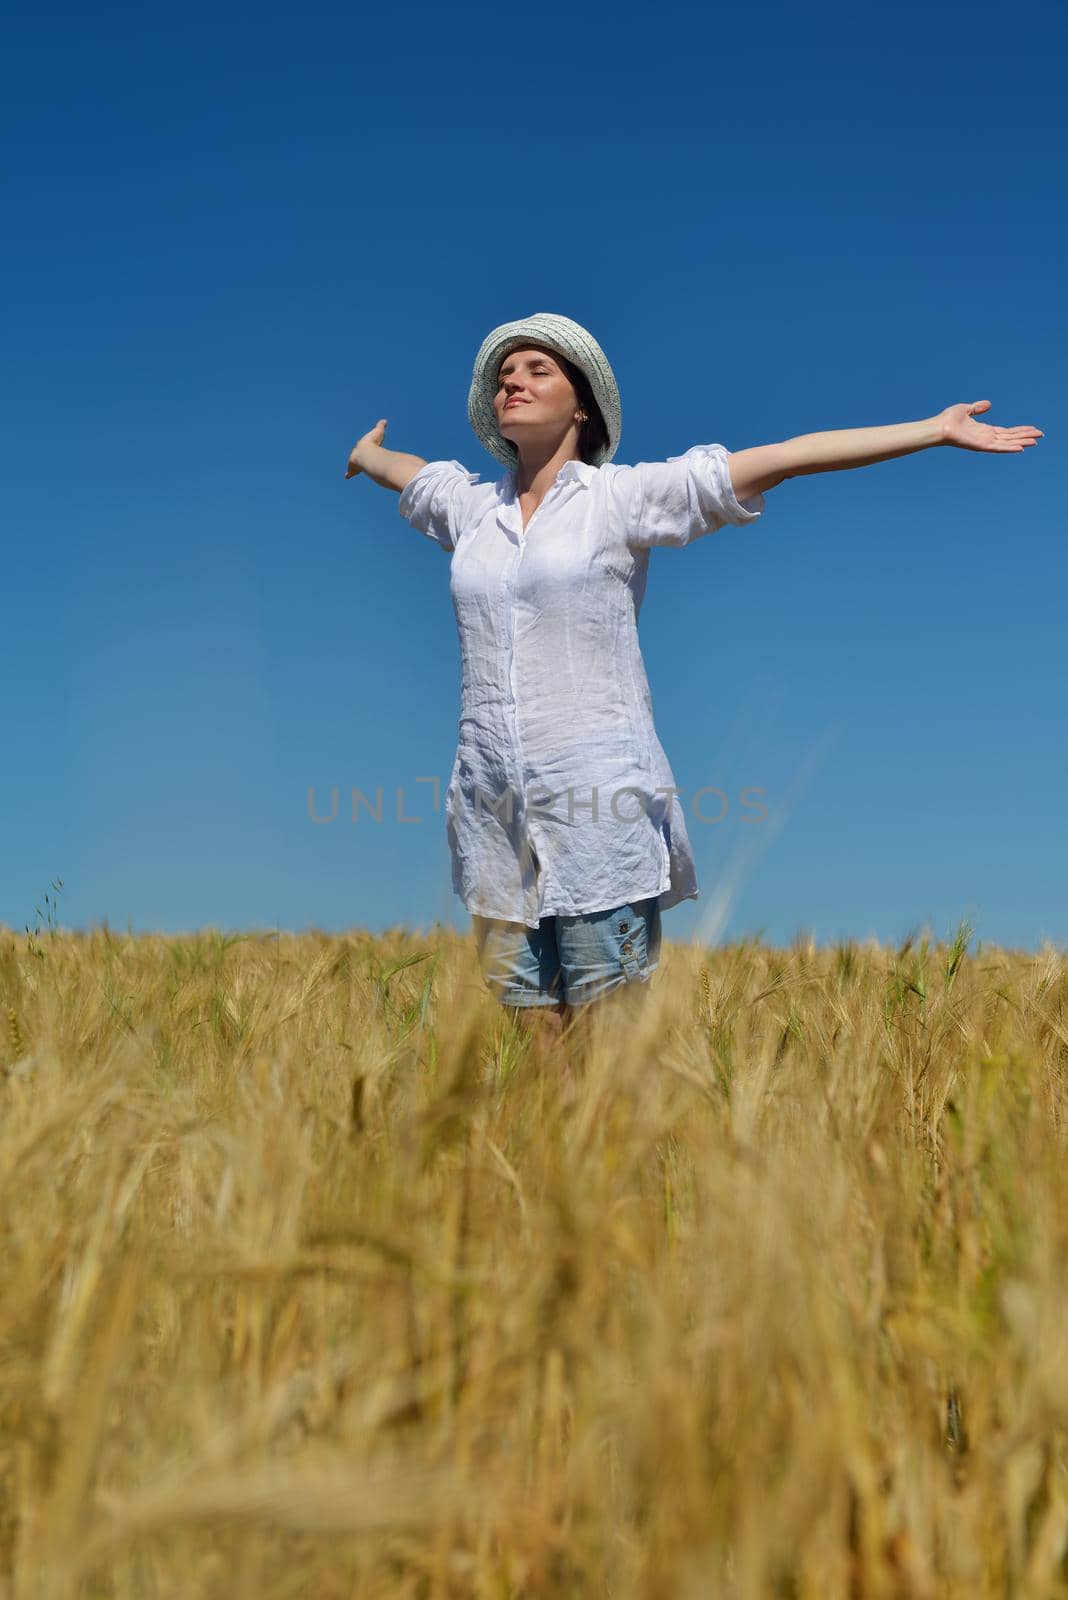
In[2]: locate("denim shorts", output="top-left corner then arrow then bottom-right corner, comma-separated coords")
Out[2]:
471,897 -> 662,1009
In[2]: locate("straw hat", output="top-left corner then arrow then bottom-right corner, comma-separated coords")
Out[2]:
467,312 -> 622,468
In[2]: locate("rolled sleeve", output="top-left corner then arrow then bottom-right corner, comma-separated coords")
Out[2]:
397,460 -> 482,552
616,443 -> 765,550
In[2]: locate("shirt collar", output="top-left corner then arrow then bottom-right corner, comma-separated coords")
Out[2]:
557,460 -> 597,487
499,459 -> 596,494
494,459 -> 596,542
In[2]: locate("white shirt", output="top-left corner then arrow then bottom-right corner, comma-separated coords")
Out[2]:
398,444 -> 765,929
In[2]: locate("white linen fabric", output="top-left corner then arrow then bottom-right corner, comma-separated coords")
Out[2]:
397,445 -> 765,929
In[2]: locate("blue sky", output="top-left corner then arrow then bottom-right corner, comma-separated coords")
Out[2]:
2,1 -> 1064,951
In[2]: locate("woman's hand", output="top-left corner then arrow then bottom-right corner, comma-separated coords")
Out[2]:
343,423 -> 429,495
937,401 -> 1044,453
345,419 -> 388,479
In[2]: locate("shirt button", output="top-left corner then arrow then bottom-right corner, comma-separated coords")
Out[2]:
619,921 -> 629,932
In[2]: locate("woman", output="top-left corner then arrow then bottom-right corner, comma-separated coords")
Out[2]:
345,311 -> 1042,1059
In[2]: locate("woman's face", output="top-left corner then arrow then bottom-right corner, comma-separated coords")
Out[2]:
494,346 -> 581,453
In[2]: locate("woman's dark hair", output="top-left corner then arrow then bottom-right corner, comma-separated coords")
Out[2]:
497,345 -> 609,465
557,353 -> 610,464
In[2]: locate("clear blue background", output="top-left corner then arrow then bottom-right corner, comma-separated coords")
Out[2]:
2,0 -> 1064,951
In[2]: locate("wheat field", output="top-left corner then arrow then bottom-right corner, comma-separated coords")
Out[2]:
1,919 -> 1066,1598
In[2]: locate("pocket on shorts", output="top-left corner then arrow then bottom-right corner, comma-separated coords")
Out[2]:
612,897 -> 661,981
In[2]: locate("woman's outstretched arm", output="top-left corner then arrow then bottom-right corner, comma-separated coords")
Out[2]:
345,420 -> 427,492
726,401 -> 1044,503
